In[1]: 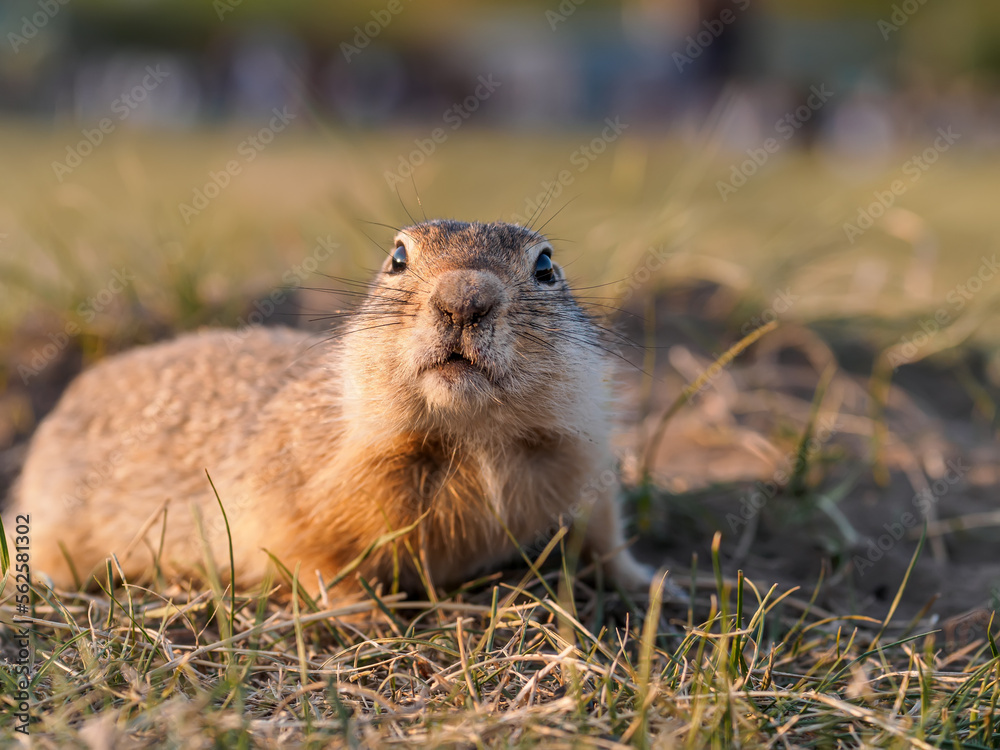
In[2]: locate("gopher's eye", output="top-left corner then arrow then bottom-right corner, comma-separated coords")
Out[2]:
534,251 -> 555,284
390,244 -> 407,273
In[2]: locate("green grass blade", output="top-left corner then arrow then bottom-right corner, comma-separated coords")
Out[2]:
0,513 -> 10,574
206,470 -> 237,645
871,522 -> 927,649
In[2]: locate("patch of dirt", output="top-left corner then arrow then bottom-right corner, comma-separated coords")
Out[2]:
617,281 -> 1000,630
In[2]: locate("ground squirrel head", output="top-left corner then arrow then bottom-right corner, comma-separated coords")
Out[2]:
341,219 -> 607,432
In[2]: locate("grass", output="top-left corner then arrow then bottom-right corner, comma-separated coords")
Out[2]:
1,124 -> 999,746
1,522 -> 998,747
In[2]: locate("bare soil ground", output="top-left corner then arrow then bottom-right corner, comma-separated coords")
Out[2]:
618,282 -> 1000,644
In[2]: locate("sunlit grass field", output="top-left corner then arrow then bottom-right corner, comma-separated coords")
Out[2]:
1,124 -> 999,747
2,124 -> 998,330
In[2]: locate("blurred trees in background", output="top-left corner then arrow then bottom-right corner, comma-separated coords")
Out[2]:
1,0 -> 998,140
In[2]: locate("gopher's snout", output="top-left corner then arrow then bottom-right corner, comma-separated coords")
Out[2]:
430,270 -> 505,330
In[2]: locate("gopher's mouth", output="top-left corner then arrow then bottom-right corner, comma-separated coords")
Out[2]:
417,344 -> 509,406
423,349 -> 490,382
436,350 -> 476,371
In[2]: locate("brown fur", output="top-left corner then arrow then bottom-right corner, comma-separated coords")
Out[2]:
6,220 -> 654,598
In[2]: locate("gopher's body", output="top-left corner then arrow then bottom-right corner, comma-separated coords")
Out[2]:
7,221 -> 652,597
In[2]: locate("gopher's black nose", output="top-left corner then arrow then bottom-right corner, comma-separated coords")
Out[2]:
430,271 -> 503,329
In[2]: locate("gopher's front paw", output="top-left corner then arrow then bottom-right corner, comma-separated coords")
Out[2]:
607,552 -> 688,603
607,552 -> 655,590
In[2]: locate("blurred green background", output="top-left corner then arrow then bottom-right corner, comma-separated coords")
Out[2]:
1,0 -> 999,441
